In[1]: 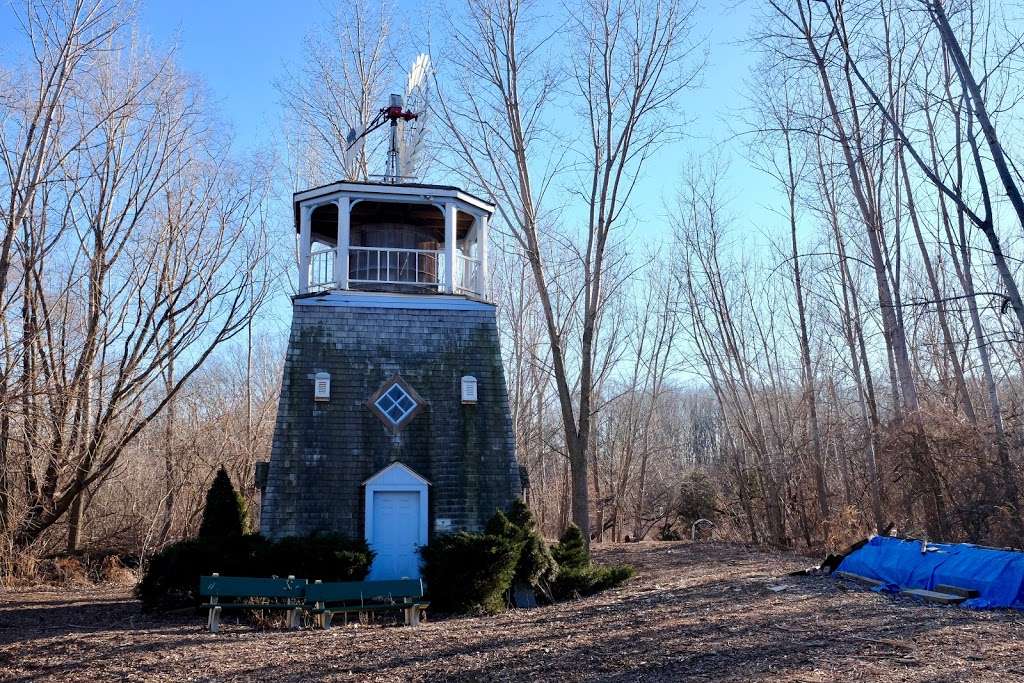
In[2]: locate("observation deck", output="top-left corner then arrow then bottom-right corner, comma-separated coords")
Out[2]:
294,181 -> 494,300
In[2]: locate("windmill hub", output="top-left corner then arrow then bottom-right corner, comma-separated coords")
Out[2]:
384,94 -> 419,123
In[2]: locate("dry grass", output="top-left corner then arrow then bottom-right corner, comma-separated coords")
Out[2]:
1,541 -> 1022,681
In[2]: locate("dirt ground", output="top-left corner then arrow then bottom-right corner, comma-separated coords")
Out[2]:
1,541 -> 1023,682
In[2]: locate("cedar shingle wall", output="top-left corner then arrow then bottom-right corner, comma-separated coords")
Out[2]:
260,301 -> 520,540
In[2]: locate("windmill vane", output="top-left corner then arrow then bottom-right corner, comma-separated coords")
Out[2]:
344,54 -> 431,184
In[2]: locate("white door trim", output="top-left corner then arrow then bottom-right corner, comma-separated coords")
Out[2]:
364,462 -> 430,557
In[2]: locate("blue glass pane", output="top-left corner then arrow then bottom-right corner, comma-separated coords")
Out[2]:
387,404 -> 405,422
397,396 -> 414,411
386,385 -> 406,401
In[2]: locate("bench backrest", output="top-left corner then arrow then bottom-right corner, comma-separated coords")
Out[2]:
306,579 -> 424,604
199,575 -> 307,599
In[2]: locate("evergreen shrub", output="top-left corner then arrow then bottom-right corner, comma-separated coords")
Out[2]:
418,531 -> 519,614
551,524 -> 588,571
550,524 -> 635,600
136,534 -> 262,611
550,564 -> 636,599
198,466 -> 249,538
488,501 -> 558,589
261,533 -> 372,583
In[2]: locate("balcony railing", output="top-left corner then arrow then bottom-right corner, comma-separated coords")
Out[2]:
309,248 -> 335,292
455,253 -> 481,295
349,246 -> 443,288
306,246 -> 483,297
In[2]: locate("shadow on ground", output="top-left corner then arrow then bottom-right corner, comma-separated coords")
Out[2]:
1,542 -> 1022,682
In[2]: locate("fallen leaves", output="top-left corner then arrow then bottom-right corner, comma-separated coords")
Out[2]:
1,542 -> 1022,681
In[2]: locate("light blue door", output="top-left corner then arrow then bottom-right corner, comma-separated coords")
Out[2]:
369,490 -> 421,579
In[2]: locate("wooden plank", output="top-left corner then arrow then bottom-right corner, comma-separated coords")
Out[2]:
199,575 -> 307,599
360,579 -> 424,599
305,582 -> 364,603
305,579 -> 423,604
834,571 -> 884,588
934,584 -> 980,598
900,588 -> 965,605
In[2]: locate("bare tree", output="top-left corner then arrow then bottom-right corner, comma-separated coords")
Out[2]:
0,0 -> 132,534
768,0 -> 949,537
747,67 -> 830,524
277,0 -> 397,185
1,19 -> 273,551
437,0 -> 700,546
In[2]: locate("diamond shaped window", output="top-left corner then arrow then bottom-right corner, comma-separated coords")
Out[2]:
368,376 -> 423,429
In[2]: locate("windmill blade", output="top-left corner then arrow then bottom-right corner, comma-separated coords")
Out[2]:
405,53 -> 430,103
344,106 -> 388,180
399,115 -> 426,180
343,126 -> 366,180
400,54 -> 432,180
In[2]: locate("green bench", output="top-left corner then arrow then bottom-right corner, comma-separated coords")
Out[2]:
199,574 -> 307,633
305,579 -> 429,628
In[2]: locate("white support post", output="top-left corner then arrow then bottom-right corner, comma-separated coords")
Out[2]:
444,202 -> 457,294
478,213 -> 489,298
298,204 -> 312,293
335,196 -> 350,290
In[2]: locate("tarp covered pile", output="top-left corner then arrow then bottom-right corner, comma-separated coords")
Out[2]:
837,536 -> 1024,609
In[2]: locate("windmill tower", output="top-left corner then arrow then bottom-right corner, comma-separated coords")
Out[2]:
258,56 -> 522,581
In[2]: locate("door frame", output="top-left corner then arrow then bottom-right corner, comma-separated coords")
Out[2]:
363,462 -> 430,558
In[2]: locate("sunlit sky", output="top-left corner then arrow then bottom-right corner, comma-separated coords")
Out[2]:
131,1 -> 771,219
0,0 -> 781,337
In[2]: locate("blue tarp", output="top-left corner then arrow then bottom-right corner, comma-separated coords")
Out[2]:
837,536 -> 1024,609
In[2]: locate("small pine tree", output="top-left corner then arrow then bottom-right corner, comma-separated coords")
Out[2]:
551,524 -> 589,572
198,466 -> 249,538
507,499 -> 535,531
486,502 -> 558,589
549,524 -> 634,600
485,510 -> 519,539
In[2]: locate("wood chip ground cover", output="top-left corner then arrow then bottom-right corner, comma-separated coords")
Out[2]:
1,542 -> 1022,681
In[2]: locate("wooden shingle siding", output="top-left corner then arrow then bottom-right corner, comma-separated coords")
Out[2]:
260,298 -> 520,540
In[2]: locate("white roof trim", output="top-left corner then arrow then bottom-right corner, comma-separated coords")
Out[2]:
362,462 -> 432,487
294,182 -> 495,215
295,290 -> 495,311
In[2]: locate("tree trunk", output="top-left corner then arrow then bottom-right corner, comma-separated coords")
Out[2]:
797,2 -> 947,537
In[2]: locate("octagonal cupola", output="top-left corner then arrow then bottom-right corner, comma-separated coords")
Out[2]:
294,181 -> 494,300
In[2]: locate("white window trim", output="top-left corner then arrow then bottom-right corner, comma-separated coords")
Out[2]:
374,383 -> 418,426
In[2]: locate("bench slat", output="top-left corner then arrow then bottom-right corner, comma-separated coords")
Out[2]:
322,601 -> 429,613
306,578 -> 424,604
201,602 -> 301,610
199,575 -> 307,599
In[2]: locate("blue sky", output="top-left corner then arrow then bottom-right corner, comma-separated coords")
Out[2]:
0,0 -> 779,322
137,1 -> 313,150
133,0 -> 771,236
0,0 -> 772,226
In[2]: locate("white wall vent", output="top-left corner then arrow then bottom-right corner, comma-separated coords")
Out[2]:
461,375 -> 478,404
314,372 -> 331,401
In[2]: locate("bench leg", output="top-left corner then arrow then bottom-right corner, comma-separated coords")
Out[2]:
208,606 -> 222,634
289,608 -> 301,630
322,611 -> 333,629
404,606 -> 420,627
